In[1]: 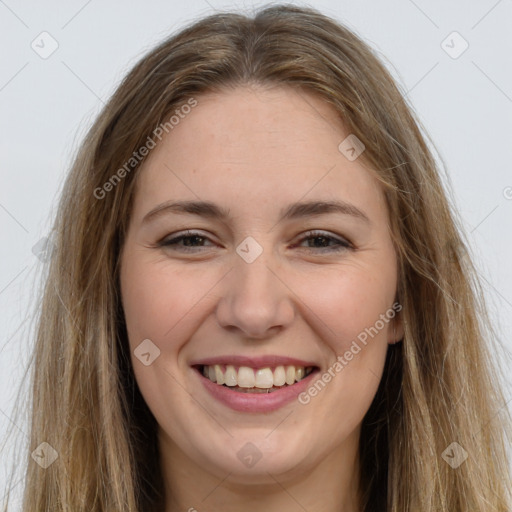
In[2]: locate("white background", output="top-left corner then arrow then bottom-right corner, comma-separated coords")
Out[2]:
1,0 -> 511,504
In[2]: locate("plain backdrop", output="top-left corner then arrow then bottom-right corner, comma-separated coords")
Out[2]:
1,0 -> 511,504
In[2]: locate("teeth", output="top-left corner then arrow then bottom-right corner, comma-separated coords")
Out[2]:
224,365 -> 237,387
273,366 -> 286,387
254,368 -> 274,389
238,367 -> 255,388
201,364 -> 313,388
285,366 -> 295,385
215,365 -> 225,385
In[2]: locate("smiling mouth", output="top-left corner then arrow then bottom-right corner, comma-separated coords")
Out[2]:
195,364 -> 317,393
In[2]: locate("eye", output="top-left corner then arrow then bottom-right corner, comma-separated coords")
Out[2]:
293,230 -> 353,252
158,229 -> 353,254
158,230 -> 216,252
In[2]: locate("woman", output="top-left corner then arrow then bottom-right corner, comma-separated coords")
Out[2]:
3,4 -> 511,511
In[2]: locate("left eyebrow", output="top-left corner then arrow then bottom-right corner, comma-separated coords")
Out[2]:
279,199 -> 370,224
142,199 -> 371,225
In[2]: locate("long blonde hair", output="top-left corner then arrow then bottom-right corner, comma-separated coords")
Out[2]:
3,4 -> 511,511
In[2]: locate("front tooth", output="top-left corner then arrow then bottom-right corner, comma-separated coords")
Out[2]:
255,368 -> 274,389
273,366 -> 286,386
238,366 -> 255,388
208,365 -> 216,382
295,367 -> 305,382
285,366 -> 295,385
224,365 -> 237,386
214,365 -> 225,385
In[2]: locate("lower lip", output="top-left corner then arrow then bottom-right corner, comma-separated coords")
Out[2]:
194,367 -> 319,413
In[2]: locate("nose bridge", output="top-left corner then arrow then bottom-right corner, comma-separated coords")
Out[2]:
215,241 -> 294,338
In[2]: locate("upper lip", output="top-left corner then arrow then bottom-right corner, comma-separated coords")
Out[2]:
190,355 -> 319,368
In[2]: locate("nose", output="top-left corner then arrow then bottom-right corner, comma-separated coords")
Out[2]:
215,249 -> 295,340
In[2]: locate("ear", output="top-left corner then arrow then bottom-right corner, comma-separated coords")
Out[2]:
388,309 -> 404,345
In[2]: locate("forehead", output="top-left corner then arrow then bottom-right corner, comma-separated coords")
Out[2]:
132,85 -> 386,223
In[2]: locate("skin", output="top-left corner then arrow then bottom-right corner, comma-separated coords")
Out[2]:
120,85 -> 403,512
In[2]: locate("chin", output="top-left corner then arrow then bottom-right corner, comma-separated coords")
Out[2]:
199,437 -> 313,483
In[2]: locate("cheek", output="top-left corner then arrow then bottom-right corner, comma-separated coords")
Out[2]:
296,264 -> 397,350
120,255 -> 210,348
292,265 -> 395,429
120,256 -> 203,425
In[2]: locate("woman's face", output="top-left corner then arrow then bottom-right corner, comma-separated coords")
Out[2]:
120,85 -> 402,484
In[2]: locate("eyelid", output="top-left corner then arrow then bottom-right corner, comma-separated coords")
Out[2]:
158,229 -> 354,253
294,230 -> 353,249
158,229 -> 218,246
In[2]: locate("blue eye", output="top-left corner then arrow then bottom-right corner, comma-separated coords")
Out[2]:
159,230 -> 352,253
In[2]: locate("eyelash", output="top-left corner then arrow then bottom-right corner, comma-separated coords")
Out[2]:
158,230 -> 353,253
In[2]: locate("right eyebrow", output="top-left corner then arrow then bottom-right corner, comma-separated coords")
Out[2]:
142,200 -> 231,224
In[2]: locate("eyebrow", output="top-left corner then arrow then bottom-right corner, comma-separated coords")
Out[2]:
142,199 -> 370,225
